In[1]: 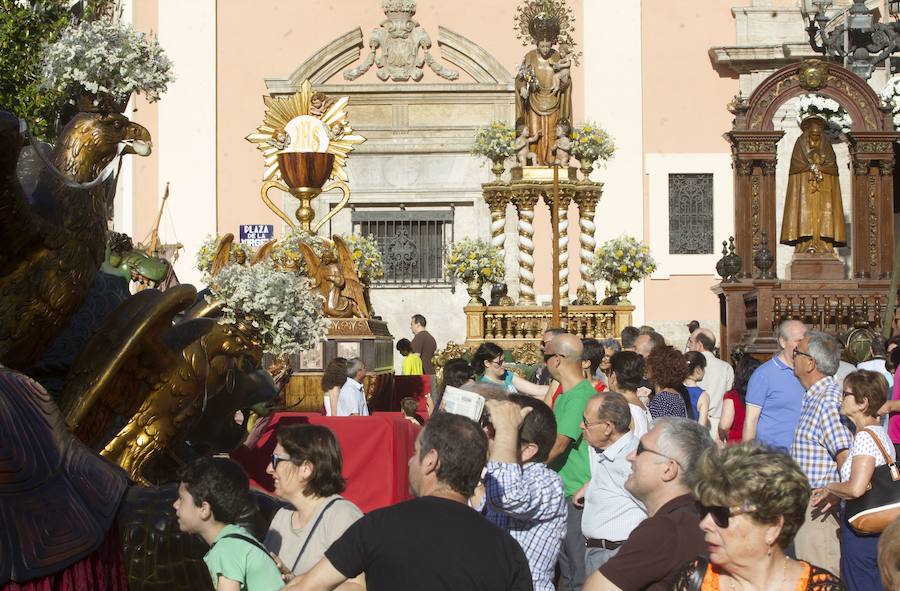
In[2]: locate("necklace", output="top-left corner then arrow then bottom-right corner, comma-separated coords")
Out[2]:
727,557 -> 790,591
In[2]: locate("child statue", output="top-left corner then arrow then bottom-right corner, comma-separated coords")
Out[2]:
552,119 -> 572,167
551,43 -> 572,94
514,123 -> 542,167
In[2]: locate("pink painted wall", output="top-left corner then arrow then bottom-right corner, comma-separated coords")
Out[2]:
641,0 -> 738,323
131,0 -> 160,245
214,0 -> 583,238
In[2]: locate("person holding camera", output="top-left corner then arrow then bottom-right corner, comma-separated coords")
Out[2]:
483,396 -> 567,591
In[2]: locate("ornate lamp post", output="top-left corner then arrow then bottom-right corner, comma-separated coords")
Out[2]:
802,0 -> 900,79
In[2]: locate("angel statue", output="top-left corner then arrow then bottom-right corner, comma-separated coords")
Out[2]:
299,235 -> 369,318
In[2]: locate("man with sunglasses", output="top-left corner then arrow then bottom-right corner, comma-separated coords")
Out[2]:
584,417 -> 713,591
532,327 -> 567,386
545,334 -> 594,590
789,331 -> 852,577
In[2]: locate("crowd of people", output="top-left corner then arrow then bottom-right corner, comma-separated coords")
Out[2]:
175,319 -> 900,591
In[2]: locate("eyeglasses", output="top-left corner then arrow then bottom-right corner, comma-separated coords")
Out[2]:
697,502 -> 757,528
271,453 -> 293,471
792,349 -> 814,361
489,357 -> 504,366
581,415 -> 607,429
635,440 -> 684,469
842,390 -> 857,398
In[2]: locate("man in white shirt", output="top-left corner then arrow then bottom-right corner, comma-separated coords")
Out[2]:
575,392 -> 646,573
688,328 -> 733,437
336,358 -> 369,416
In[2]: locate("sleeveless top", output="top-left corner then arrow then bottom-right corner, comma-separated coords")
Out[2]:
479,371 -> 517,394
672,558 -> 844,591
685,385 -> 704,421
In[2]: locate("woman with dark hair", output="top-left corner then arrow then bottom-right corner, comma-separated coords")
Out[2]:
321,357 -> 347,417
719,355 -> 761,443
473,342 -> 547,398
684,351 -> 710,427
812,369 -> 894,591
608,350 -> 651,437
645,345 -> 689,419
264,424 -> 363,582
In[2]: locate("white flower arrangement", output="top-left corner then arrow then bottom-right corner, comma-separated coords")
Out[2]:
209,262 -> 328,358
880,75 -> 900,129
41,19 -> 174,104
796,94 -> 852,138
344,234 -> 385,284
444,238 -> 505,283
471,121 -> 516,163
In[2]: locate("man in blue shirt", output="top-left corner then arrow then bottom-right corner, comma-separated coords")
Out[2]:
743,320 -> 806,450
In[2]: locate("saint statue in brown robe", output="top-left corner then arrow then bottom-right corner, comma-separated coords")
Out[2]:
780,116 -> 847,253
515,21 -> 573,167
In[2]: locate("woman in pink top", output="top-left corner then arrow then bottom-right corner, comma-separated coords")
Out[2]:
877,347 -> 900,447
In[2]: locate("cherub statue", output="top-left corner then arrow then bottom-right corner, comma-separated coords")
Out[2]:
515,123 -> 542,167
551,43 -> 572,94
298,236 -> 369,318
265,129 -> 289,151
553,119 -> 572,167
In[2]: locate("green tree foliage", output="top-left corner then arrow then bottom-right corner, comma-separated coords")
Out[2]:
0,1 -> 71,141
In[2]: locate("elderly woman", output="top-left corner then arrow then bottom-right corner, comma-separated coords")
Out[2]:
645,345 -> 690,419
673,444 -> 842,590
264,424 -> 364,583
473,342 -> 547,398
812,369 -> 893,591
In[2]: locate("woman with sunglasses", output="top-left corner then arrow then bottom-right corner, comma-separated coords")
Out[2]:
811,369 -> 893,591
473,342 -> 548,398
673,444 -> 842,590
264,424 -> 363,584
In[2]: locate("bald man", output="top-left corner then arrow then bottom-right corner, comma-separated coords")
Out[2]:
687,328 -> 733,437
546,334 -> 593,590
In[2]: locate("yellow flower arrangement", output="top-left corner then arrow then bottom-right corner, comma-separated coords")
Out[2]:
588,235 -> 656,284
444,238 -> 505,283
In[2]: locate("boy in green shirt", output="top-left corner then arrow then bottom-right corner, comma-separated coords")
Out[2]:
397,338 -> 423,375
174,458 -> 284,591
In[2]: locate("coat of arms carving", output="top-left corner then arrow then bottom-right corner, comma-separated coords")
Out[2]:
344,0 -> 459,82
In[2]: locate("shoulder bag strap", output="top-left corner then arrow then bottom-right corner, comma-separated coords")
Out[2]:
290,498 -> 343,572
860,428 -> 900,480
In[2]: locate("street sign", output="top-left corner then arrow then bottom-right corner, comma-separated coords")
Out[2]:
239,224 -> 274,248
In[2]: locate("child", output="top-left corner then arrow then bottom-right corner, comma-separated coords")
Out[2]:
174,458 -> 284,591
401,396 -> 424,425
396,338 -> 423,376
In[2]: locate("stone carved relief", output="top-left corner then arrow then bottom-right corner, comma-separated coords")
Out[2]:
344,0 -> 459,82
868,175 -> 878,274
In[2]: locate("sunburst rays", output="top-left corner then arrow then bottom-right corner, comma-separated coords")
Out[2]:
245,80 -> 366,182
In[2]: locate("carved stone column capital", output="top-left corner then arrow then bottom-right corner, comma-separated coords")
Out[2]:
573,184 -> 603,213
511,187 -> 540,212
483,185 -> 511,213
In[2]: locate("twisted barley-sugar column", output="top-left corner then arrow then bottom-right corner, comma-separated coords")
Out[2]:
484,187 -> 511,258
574,186 -> 602,302
557,191 -> 573,306
512,188 -> 539,304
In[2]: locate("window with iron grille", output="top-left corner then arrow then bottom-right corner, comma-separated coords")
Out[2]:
668,173 -> 714,254
352,209 -> 454,287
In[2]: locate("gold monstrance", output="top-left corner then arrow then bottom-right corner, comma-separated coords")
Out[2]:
246,80 -> 365,232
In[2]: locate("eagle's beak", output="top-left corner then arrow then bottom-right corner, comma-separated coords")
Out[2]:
121,122 -> 152,157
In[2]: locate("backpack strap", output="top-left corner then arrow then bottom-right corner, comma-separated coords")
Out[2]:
211,532 -> 276,563
290,498 -> 343,572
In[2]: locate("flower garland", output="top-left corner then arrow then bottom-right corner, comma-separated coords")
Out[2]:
880,75 -> 900,129
42,18 -> 174,103
589,236 -> 656,284
344,234 -> 384,284
270,228 -> 326,275
570,121 -> 615,165
445,238 -> 505,283
471,121 -> 516,162
795,94 -> 852,138
195,234 -> 252,281
209,262 -> 328,358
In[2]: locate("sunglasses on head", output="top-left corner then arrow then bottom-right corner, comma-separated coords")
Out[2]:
696,501 -> 756,528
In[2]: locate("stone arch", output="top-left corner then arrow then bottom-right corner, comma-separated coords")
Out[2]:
739,59 -> 891,133
264,26 -> 512,92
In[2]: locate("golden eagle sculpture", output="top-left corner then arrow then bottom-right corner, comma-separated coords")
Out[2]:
0,109 -> 151,370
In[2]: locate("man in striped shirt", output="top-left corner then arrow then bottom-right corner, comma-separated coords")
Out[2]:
484,396 -> 568,591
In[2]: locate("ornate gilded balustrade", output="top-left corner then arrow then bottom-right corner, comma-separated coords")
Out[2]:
463,304 -> 633,349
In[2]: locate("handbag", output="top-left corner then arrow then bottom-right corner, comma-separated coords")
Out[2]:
846,428 -> 900,535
